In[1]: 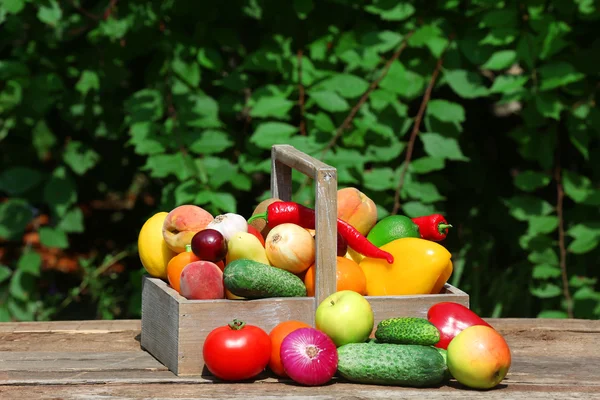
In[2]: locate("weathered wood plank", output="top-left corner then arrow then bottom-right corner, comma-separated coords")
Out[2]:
0,330 -> 142,352
0,319 -> 141,333
1,382 -> 598,400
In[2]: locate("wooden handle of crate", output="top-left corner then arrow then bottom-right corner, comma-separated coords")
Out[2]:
271,145 -> 338,307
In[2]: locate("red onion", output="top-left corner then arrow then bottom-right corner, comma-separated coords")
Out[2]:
280,327 -> 338,386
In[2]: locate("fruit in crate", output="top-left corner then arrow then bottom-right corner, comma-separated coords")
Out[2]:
247,225 -> 265,247
315,290 -> 374,347
205,212 -> 248,241
162,205 -> 214,253
337,187 -> 378,236
268,320 -> 311,377
265,223 -> 315,274
225,231 -> 270,265
359,237 -> 452,296
447,325 -> 511,389
249,197 -> 282,237
179,261 -> 225,300
166,246 -> 200,293
190,229 -> 228,263
223,259 -> 307,299
138,212 -> 176,279
304,256 -> 367,296
366,215 -> 421,247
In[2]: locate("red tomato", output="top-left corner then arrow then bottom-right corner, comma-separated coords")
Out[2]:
203,319 -> 271,381
247,225 -> 265,247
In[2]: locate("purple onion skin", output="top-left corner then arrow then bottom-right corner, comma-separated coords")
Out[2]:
280,327 -> 338,386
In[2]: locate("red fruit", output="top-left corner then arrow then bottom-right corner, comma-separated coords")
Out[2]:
427,302 -> 493,349
337,232 -> 348,257
191,229 -> 227,263
247,225 -> 265,247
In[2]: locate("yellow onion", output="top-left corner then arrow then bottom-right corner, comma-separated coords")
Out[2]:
265,223 -> 315,274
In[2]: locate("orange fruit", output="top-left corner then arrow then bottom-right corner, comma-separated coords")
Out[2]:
304,256 -> 367,297
167,250 -> 200,293
268,320 -> 311,377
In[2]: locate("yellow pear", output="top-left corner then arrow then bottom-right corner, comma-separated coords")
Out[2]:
138,212 -> 176,279
225,231 -> 270,265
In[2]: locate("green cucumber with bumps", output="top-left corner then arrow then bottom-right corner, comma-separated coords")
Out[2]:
375,317 -> 440,346
336,343 -> 447,387
223,259 -> 306,299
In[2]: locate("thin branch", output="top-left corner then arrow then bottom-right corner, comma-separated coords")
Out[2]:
297,49 -> 306,136
391,45 -> 449,215
554,161 -> 574,318
103,0 -> 119,20
320,31 -> 414,158
71,0 -> 100,20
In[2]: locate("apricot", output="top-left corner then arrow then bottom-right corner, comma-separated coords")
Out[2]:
162,205 -> 214,253
180,261 -> 225,300
337,187 -> 378,236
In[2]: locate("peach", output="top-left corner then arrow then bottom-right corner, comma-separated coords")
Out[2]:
162,205 -> 214,253
337,187 -> 378,236
180,261 -> 225,300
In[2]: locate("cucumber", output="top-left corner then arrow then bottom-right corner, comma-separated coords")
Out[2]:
336,343 -> 446,387
223,259 -> 307,299
375,317 -> 440,346
434,347 -> 453,381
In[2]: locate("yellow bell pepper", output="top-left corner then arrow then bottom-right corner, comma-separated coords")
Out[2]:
359,237 -> 452,296
431,260 -> 453,294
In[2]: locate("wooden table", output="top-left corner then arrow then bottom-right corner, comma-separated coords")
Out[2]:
1,318 -> 599,399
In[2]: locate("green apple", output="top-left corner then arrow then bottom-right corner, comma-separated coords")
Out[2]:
447,325 -> 512,389
315,290 -> 374,347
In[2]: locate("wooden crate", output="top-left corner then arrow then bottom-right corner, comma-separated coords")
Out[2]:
140,144 -> 469,377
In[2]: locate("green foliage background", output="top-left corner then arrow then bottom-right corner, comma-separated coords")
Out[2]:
1,0 -> 599,321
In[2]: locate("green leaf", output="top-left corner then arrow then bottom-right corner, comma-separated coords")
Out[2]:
318,74 -> 369,99
516,33 -> 538,69
444,70 -> 489,99
570,275 -> 597,288
528,248 -> 559,266
9,269 -> 35,301
365,139 -> 405,162
127,122 -> 167,155
532,264 -> 561,279
39,227 -> 69,249
57,207 -> 84,233
209,192 -> 236,213
250,96 -> 295,119
0,167 -> 43,195
188,130 -> 234,154
310,112 -> 336,133
408,24 -> 443,48
0,265 -> 11,284
538,62 -> 585,91
426,100 -> 465,124
172,58 -> 201,88
379,61 -> 425,99
490,75 -> 529,95
32,120 -> 57,159
197,48 -> 223,70
293,0 -> 313,19
528,216 -> 559,235
365,0 -> 415,21
142,153 -> 188,180
250,122 -> 298,149
481,50 -> 517,70
530,282 -> 562,298
37,0 -> 62,26
410,157 -> 446,174
514,170 -> 551,192
231,173 -> 252,191
75,70 -> 100,96
309,90 -> 350,112
404,181 -> 445,203
504,196 -> 554,221
480,9 -> 518,28
420,133 -> 469,161
402,201 -> 437,218
363,167 -> 395,191
1,0 -> 26,14
125,89 -> 164,123
537,310 -> 568,318
63,141 -> 100,175
98,17 -> 130,40
568,236 -> 599,254
539,20 -> 571,60
562,171 -> 593,203
17,250 -> 42,276
0,199 -> 33,240
174,181 -> 202,205
535,93 -> 564,120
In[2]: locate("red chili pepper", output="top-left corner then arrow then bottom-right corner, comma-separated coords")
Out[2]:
248,202 -> 394,264
411,214 -> 452,242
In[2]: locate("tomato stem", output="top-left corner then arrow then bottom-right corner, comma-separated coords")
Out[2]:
228,319 -> 246,330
